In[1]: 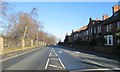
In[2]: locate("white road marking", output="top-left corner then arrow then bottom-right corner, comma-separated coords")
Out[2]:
50,58 -> 59,60
51,49 -> 52,52
0,48 -> 39,62
49,64 -> 62,68
49,52 -> 51,56
58,58 -> 65,69
58,51 -> 62,53
85,59 -> 104,67
113,67 -> 120,70
76,68 -> 120,72
45,58 -> 50,69
45,48 -> 65,69
51,54 -> 56,57
75,52 -> 80,54
55,52 -> 58,56
78,68 -> 111,71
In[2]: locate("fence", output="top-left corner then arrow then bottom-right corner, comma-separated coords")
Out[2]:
3,37 -> 46,49
65,45 -> 120,56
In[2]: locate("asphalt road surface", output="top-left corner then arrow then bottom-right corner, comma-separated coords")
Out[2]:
0,45 -> 120,71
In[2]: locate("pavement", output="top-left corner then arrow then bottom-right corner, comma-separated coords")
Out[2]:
0,45 -> 120,72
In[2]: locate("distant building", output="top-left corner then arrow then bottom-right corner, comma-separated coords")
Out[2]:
64,5 -> 120,47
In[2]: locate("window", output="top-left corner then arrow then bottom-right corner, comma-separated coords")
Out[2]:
107,25 -> 109,32
110,24 -> 112,30
109,36 -> 112,44
117,21 -> 120,30
100,26 -> 101,32
104,35 -> 113,45
94,28 -> 96,33
104,36 -> 107,45
106,24 -> 112,32
91,28 -> 92,33
117,39 -> 120,44
97,26 -> 101,33
87,30 -> 88,35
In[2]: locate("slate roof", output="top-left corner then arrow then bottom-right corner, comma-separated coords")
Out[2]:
103,10 -> 120,25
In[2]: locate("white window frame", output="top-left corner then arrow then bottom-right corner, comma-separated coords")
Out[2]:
97,26 -> 101,33
104,35 -> 113,45
107,25 -> 109,32
117,39 -> 120,44
87,30 -> 88,35
94,28 -> 96,33
91,28 -> 92,33
117,21 -> 120,29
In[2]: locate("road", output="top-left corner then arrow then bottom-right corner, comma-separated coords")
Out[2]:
0,46 -> 120,71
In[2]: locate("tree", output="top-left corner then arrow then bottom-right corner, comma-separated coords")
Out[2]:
6,8 -> 42,47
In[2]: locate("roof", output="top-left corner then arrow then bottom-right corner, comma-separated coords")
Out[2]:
93,20 -> 104,26
103,10 -> 120,25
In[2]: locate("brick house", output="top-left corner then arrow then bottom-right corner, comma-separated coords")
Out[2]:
103,7 -> 120,46
76,25 -> 88,41
87,17 -> 103,40
64,5 -> 120,47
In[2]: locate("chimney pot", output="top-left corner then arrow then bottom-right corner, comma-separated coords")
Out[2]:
112,5 -> 120,14
102,14 -> 109,20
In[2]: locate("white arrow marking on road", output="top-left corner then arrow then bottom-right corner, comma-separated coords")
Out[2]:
58,51 -> 62,53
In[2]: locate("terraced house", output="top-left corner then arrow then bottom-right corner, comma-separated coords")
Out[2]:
103,6 -> 120,46
64,5 -> 120,47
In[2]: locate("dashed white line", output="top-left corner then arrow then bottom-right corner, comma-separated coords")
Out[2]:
45,58 -> 50,69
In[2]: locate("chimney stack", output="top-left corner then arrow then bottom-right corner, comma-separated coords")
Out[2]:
112,5 -> 120,14
102,14 -> 109,20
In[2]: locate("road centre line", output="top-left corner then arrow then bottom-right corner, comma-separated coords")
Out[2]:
45,48 -> 65,69
0,48 -> 40,62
